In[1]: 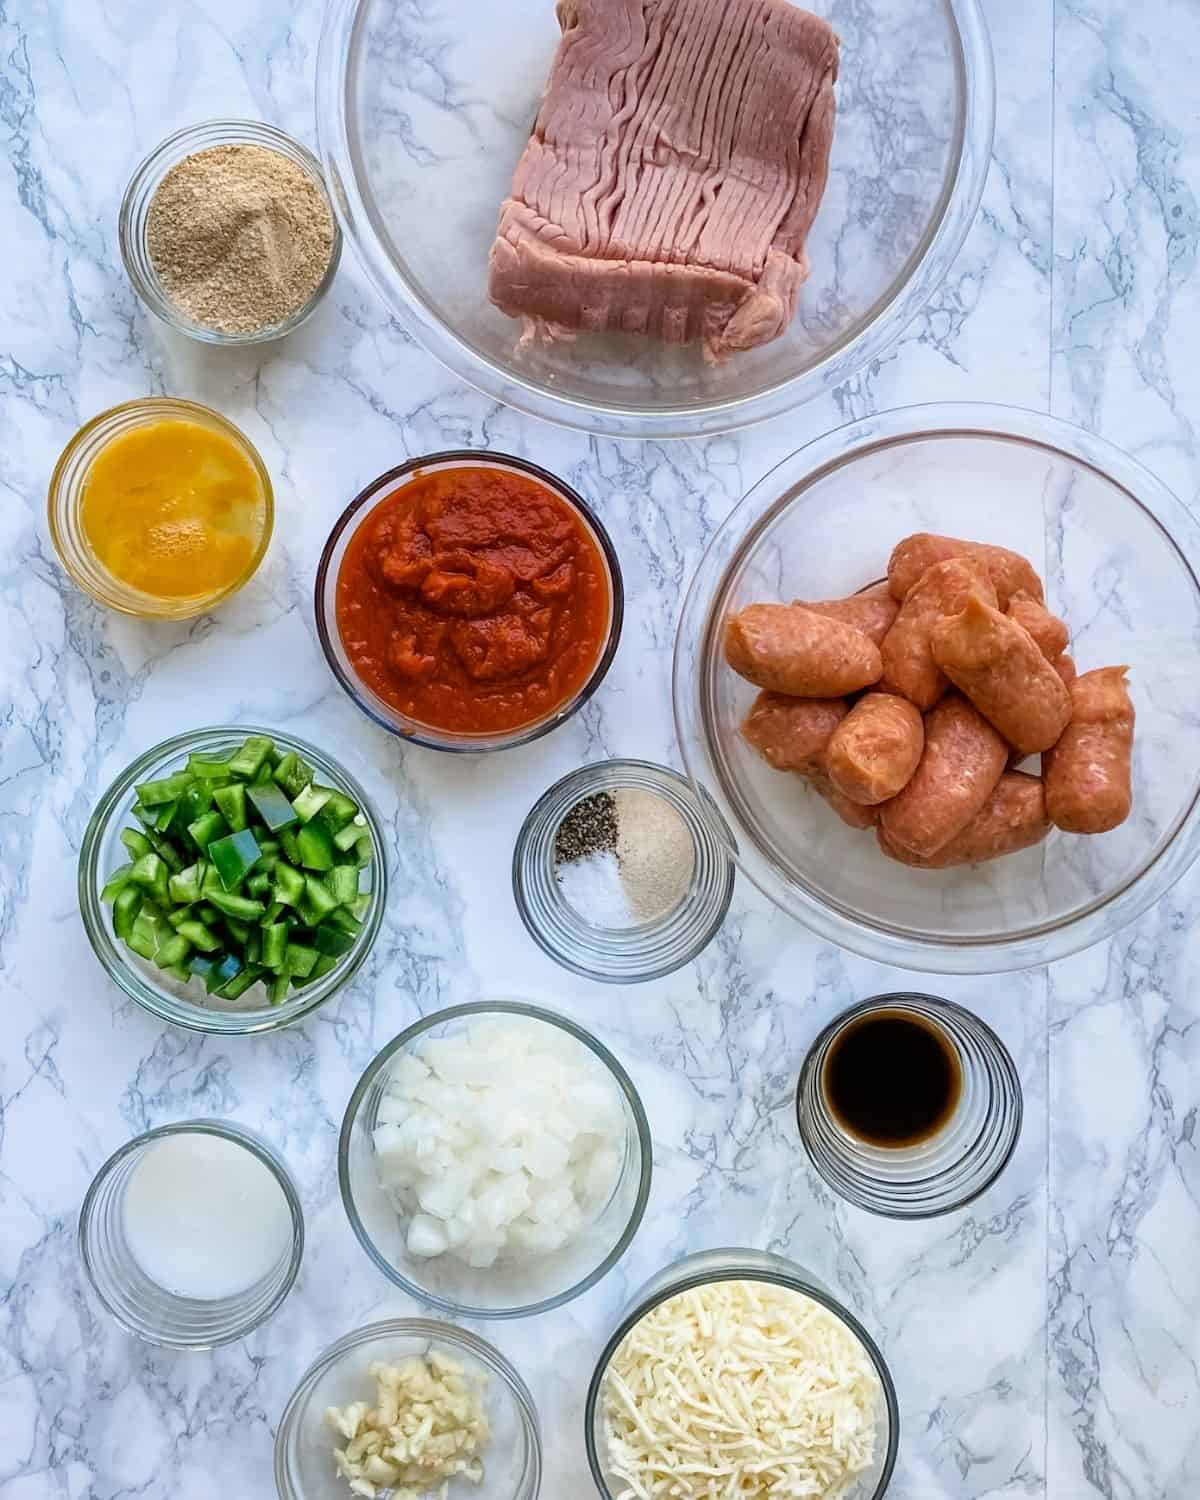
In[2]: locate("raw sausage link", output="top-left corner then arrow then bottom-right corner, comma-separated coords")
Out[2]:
879,556 -> 997,710
724,604 -> 882,697
808,768 -> 880,829
930,594 -> 1072,754
825,692 -> 925,805
792,584 -> 899,646
741,692 -> 847,773
887,532 -> 1045,606
878,693 -> 1008,857
878,772 -> 1049,867
1006,589 -> 1069,660
1044,666 -> 1135,833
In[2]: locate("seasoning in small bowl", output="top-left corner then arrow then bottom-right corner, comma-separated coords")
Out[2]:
120,120 -> 341,344
514,760 -> 735,982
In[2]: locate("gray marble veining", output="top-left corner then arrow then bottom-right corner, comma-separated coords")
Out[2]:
1,0 -> 1197,1497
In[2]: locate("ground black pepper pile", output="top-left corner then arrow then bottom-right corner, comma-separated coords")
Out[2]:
554,791 -> 617,864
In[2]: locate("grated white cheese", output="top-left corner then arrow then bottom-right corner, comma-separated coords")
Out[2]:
601,1280 -> 881,1500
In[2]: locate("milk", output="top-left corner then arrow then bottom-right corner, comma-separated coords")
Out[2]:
123,1132 -> 293,1300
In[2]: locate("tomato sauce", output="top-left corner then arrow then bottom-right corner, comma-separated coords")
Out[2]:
335,464 -> 613,735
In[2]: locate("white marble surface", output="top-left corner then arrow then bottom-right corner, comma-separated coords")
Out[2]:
1,2 -> 1197,1498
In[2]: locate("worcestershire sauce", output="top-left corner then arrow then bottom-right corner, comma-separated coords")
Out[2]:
823,1009 -> 961,1147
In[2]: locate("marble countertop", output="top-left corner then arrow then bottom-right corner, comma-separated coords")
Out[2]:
3,1 -> 1198,1497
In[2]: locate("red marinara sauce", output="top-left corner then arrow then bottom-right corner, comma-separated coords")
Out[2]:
335,464 -> 613,735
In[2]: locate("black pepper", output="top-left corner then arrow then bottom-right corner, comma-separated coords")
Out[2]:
554,792 -> 618,865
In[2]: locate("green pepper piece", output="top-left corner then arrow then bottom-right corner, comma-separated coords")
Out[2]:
112,884 -> 143,940
175,919 -> 221,952
168,860 -> 206,905
135,770 -> 195,806
261,922 -> 289,971
195,902 -> 221,925
349,892 -> 372,921
130,852 -> 169,906
208,828 -> 262,890
187,752 -> 236,781
205,889 -> 267,922
291,783 -> 333,824
279,827 -> 303,866
223,915 -> 252,945
326,865 -> 359,909
303,875 -> 339,922
188,809 -> 229,853
272,863 -> 305,908
246,870 -> 271,898
325,906 -> 362,939
145,830 -> 186,874
333,817 -> 367,853
273,752 -> 314,799
285,942 -> 318,979
218,963 -> 264,1001
253,759 -> 276,785
314,921 -> 356,957
229,735 -> 274,780
296,821 -> 335,872
213,782 -> 248,832
262,899 -> 287,925
245,928 -> 263,964
268,972 -> 292,1006
211,952 -> 244,990
188,953 -> 221,992
153,800 -> 178,834
174,780 -> 214,830
120,827 -> 153,861
317,789 -> 359,833
125,927 -> 157,961
100,863 -> 135,903
247,781 -> 298,831
154,933 -> 191,969
165,906 -> 191,929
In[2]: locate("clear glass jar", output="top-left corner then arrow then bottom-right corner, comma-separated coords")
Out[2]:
796,993 -> 1022,1218
339,1000 -> 651,1318
585,1247 -> 899,1500
274,1319 -> 542,1500
78,1119 -> 304,1349
48,397 -> 273,620
314,451 -> 624,752
512,759 -> 735,982
77,725 -> 387,1034
119,118 -> 341,344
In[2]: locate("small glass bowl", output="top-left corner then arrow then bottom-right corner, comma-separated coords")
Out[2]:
79,1119 -> 304,1350
120,118 -> 342,344
78,725 -> 387,1034
274,1319 -> 541,1500
314,451 -> 624,752
339,1001 -> 652,1318
585,1247 -> 899,1500
48,397 -> 274,620
512,759 -> 735,982
796,994 -> 1022,1218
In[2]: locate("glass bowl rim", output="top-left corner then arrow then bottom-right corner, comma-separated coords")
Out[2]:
273,1316 -> 543,1500
672,399 -> 1200,974
337,999 -> 653,1319
118,117 -> 343,346
315,0 -> 996,438
77,723 -> 388,1034
313,450 -> 625,753
47,396 -> 275,619
795,992 -> 1024,1218
78,1117 -> 305,1350
582,1253 -> 900,1500
510,757 -> 736,982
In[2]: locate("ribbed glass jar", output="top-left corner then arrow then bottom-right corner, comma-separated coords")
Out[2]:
796,993 -> 1022,1217
78,1119 -> 304,1349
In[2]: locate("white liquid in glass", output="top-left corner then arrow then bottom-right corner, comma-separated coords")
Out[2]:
123,1133 -> 292,1300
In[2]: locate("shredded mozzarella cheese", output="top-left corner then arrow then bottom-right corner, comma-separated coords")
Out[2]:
601,1280 -> 881,1499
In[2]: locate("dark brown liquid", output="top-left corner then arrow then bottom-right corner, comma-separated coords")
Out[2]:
823,1009 -> 961,1147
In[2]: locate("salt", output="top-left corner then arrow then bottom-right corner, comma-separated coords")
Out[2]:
554,847 -> 635,927
122,1132 -> 293,1300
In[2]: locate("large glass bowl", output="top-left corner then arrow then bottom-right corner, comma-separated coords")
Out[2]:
673,403 -> 1200,973
316,0 -> 994,438
585,1248 -> 898,1500
274,1319 -> 541,1500
339,1001 -> 652,1318
79,726 -> 386,1034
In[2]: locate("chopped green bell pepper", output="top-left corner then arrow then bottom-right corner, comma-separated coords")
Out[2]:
229,735 -> 274,780
247,781 -> 298,831
212,782 -> 248,832
208,827 -> 261,890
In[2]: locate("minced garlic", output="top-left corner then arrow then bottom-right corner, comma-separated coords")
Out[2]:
325,1350 -> 489,1499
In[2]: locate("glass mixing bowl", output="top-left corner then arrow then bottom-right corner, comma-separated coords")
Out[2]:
274,1319 -> 541,1500
673,403 -> 1200,973
316,0 -> 994,438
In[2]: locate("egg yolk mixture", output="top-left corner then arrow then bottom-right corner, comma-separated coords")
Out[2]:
81,419 -> 267,600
